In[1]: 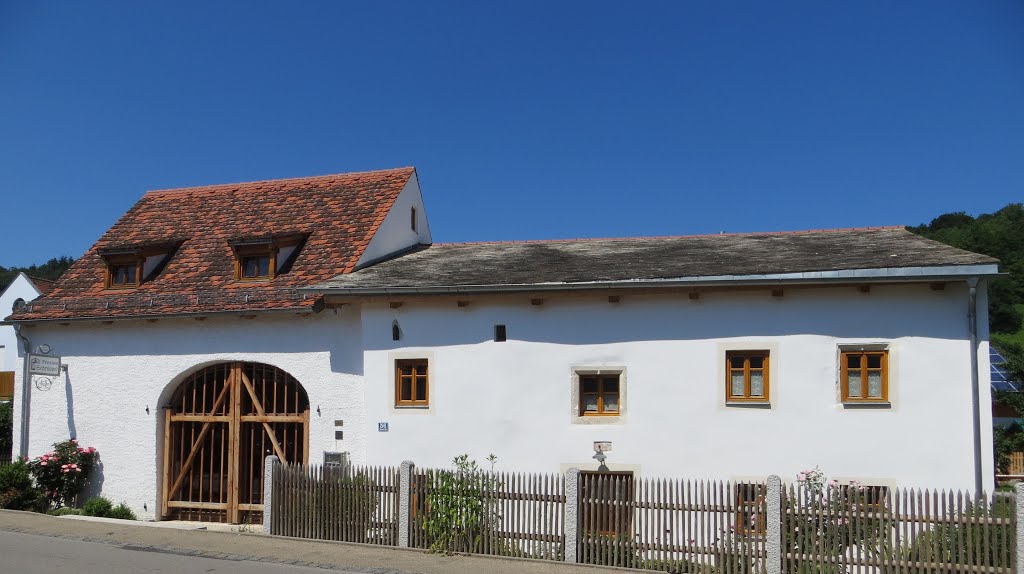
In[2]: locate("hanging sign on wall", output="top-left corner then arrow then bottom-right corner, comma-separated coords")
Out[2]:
28,354 -> 62,377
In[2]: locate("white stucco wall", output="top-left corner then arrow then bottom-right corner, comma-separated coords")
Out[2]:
362,282 -> 992,491
10,279 -> 994,522
1,274 -> 43,372
12,308 -> 366,520
355,172 -> 432,268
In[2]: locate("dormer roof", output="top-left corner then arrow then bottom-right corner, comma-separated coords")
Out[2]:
9,167 -> 416,321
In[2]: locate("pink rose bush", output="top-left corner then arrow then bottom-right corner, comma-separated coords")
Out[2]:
27,439 -> 99,508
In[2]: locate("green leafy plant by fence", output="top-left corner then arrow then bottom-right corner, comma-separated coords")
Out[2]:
422,454 -> 502,554
783,468 -> 1015,574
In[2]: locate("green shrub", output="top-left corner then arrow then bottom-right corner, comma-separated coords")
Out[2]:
0,402 -> 13,460
48,507 -> 82,516
80,496 -> 136,520
422,454 -> 503,555
0,459 -> 45,511
108,503 -> 137,521
0,462 -> 42,511
81,496 -> 113,517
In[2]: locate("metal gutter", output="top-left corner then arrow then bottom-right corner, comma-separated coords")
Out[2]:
302,264 -> 1003,297
967,278 -> 983,495
14,324 -> 31,460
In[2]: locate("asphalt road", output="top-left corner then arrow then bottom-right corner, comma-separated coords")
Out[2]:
0,510 -> 616,574
0,530 -> 359,574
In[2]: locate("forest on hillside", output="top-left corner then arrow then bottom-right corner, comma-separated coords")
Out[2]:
0,257 -> 75,294
909,203 -> 1024,341
910,203 -> 1024,390
910,203 -> 1024,471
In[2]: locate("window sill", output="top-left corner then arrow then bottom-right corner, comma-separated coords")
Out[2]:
726,402 -> 771,409
842,402 -> 892,409
572,415 -> 625,425
394,405 -> 430,410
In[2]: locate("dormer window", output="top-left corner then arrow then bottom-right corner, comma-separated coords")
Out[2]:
100,241 -> 180,290
109,260 -> 140,287
241,254 -> 271,278
236,247 -> 275,281
230,234 -> 306,282
104,254 -> 143,289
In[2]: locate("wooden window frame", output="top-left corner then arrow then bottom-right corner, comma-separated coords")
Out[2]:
735,483 -> 767,536
395,359 -> 429,408
840,350 -> 889,403
579,374 -> 621,417
234,246 -> 277,281
725,350 -> 770,403
105,255 -> 143,290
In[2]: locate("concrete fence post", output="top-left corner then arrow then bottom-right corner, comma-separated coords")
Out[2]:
399,460 -> 415,548
564,467 -> 580,563
766,475 -> 782,574
262,455 -> 279,534
1016,482 -> 1024,574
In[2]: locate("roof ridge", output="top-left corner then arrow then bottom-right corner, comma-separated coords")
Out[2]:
144,166 -> 415,197
432,226 -> 907,247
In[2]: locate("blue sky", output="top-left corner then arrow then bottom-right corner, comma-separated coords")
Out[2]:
1,1 -> 1022,267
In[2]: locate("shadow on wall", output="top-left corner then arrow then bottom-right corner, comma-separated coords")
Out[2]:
366,285 -> 972,351
80,458 -> 104,505
64,371 -> 76,440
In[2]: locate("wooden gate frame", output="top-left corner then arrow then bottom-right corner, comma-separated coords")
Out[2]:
161,362 -> 309,523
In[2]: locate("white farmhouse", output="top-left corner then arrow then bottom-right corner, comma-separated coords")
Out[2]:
4,167 -> 1000,523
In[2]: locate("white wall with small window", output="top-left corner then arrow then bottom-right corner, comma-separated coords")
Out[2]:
360,281 -> 992,491
355,173 -> 432,268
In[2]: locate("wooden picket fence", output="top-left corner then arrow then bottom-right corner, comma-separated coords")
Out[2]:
408,467 -> 566,560
266,460 -> 1018,574
269,462 -> 400,544
1007,452 -> 1024,476
782,484 -> 1015,574
578,474 -> 767,573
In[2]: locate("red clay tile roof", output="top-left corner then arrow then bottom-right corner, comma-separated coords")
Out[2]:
25,276 -> 57,295
10,167 -> 415,321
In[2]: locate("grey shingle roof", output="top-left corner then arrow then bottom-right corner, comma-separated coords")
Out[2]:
309,227 -> 999,294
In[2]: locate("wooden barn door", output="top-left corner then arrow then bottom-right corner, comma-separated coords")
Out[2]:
162,362 -> 309,523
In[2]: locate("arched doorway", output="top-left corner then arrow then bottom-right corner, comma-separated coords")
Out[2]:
161,362 -> 309,523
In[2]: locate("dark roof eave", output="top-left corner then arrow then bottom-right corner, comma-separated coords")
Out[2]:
2,301 -> 326,326
303,264 -> 1003,298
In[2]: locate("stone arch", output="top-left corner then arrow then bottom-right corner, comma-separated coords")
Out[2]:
160,361 -> 309,523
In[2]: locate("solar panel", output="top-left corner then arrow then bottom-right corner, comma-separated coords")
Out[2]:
992,347 -> 1023,393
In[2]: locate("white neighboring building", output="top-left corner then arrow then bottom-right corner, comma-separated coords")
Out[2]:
0,273 -> 52,397
4,167 -> 1001,523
